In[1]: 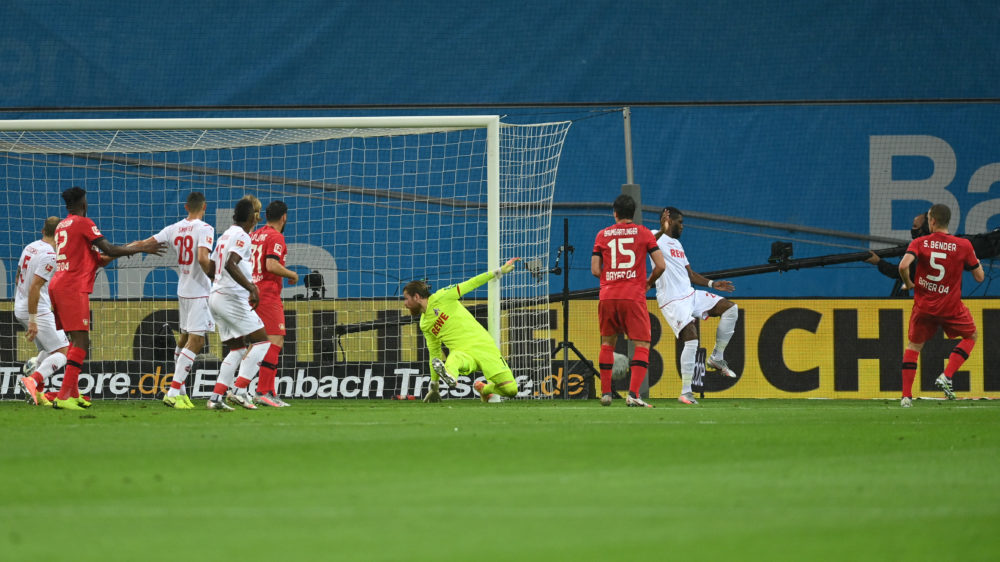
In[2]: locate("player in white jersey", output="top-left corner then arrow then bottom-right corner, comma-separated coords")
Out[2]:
653,207 -> 739,405
135,192 -> 215,409
15,217 -> 70,406
205,196 -> 271,411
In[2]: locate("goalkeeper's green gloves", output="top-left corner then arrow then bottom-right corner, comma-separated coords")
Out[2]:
494,257 -> 521,279
423,380 -> 442,403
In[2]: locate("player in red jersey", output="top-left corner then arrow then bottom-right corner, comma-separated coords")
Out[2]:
897,204 -> 985,407
250,200 -> 298,407
47,187 -> 165,410
591,194 -> 666,408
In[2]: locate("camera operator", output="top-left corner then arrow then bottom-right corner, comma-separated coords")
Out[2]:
865,213 -> 928,297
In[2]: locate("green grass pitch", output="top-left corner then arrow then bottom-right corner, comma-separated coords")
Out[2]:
2,398 -> 998,561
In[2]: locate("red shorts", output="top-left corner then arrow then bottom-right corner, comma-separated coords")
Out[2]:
50,290 -> 91,332
255,299 -> 286,336
598,299 -> 651,342
908,305 -> 977,344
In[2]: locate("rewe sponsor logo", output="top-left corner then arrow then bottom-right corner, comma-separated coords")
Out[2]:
430,312 -> 449,335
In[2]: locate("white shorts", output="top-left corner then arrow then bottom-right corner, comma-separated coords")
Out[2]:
179,296 -> 214,335
657,290 -> 723,338
15,310 -> 69,354
209,291 -> 264,342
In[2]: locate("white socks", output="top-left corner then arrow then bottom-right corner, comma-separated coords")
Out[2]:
36,351 -> 66,381
169,348 -> 197,398
213,349 -> 244,398
680,339 -> 698,394
172,346 -> 188,395
713,304 -> 738,359
235,341 -> 270,389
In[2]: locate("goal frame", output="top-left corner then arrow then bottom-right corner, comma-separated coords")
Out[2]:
0,115 -> 505,346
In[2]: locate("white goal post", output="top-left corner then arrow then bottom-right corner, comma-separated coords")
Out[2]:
0,116 -> 571,400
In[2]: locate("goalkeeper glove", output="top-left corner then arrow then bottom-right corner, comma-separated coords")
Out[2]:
494,257 -> 521,278
423,380 -> 442,403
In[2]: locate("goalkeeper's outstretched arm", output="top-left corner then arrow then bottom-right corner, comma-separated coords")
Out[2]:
453,257 -> 521,298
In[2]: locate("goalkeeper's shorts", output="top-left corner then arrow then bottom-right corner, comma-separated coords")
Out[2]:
476,349 -> 512,380
450,346 -> 511,380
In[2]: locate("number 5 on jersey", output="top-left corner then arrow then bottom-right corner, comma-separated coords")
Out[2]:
927,251 -> 946,282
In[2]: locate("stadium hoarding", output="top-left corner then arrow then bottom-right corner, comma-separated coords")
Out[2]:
646,298 -> 1000,399
1,298 -> 998,400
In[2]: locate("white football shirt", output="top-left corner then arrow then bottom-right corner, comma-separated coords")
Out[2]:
154,218 -> 215,298
652,230 -> 694,301
14,240 -> 57,316
211,225 -> 254,299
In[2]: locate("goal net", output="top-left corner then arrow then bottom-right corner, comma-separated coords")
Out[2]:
0,116 -> 571,401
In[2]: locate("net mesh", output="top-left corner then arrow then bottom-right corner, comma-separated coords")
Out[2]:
0,119 -> 571,400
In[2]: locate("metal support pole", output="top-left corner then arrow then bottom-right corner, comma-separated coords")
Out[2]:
623,106 -> 635,185
620,107 -> 649,398
561,219 -> 571,399
621,107 -> 642,221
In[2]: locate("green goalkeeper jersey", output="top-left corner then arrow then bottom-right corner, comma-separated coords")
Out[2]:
419,270 -> 499,372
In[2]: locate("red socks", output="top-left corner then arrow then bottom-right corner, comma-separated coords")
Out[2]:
944,338 -> 976,378
256,343 -> 282,395
31,372 -> 44,392
598,345 -> 651,396
57,346 -> 87,400
628,346 -> 650,395
598,344 -> 614,395
902,338 -> 975,398
901,349 -> 919,399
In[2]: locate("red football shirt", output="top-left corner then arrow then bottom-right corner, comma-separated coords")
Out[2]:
49,214 -> 104,294
906,232 -> 979,316
251,225 -> 287,302
593,221 -> 659,301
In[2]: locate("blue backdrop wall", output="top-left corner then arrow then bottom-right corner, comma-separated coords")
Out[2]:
4,1 -> 998,106
3,1 -> 999,298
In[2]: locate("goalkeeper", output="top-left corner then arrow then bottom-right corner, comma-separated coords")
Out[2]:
403,258 -> 521,403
